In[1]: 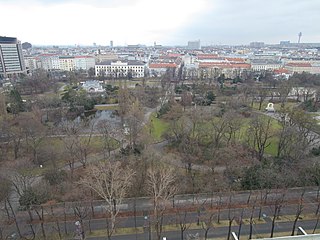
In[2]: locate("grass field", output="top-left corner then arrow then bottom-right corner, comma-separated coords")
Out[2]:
239,117 -> 281,156
148,108 -> 281,156
150,114 -> 170,141
251,101 -> 298,112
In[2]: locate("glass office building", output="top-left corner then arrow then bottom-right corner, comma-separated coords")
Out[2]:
0,36 -> 26,77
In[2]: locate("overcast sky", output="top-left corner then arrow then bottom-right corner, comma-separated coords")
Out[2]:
1,0 -> 319,46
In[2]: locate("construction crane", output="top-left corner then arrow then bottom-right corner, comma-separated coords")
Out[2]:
298,32 -> 302,44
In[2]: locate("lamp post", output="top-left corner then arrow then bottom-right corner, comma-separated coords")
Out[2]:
144,215 -> 151,240
75,221 -> 84,240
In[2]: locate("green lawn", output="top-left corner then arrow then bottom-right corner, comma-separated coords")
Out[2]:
150,114 -> 170,141
238,117 -> 281,157
148,106 -> 281,156
251,101 -> 297,112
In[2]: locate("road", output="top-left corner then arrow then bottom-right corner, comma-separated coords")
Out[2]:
2,187 -> 320,239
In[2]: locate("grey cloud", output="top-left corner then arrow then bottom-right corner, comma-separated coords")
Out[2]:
0,0 -> 139,7
173,0 -> 320,45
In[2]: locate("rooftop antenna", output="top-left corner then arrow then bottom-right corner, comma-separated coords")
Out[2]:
298,32 -> 302,44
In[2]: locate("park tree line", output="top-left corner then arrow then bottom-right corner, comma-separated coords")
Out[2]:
2,70 -> 320,238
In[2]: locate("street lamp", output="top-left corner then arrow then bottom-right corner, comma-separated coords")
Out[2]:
144,215 -> 151,240
75,221 -> 84,240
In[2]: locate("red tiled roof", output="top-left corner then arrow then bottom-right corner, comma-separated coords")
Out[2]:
286,63 -> 312,67
159,54 -> 181,59
197,54 -> 219,60
274,68 -> 289,74
149,63 -> 177,68
199,63 -> 250,69
225,57 -> 246,62
168,53 -> 181,58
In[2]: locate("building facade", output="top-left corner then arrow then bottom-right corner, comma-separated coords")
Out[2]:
0,36 -> 26,77
38,54 -> 60,71
24,56 -> 38,71
37,55 -> 95,72
250,59 -> 282,71
74,56 -> 95,71
59,56 -> 75,71
95,60 -> 145,78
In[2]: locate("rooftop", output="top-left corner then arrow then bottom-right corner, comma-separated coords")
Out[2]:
0,36 -> 18,44
96,60 -> 145,66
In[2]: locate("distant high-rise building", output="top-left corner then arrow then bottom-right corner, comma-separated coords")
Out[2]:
110,40 -> 113,48
250,42 -> 265,48
187,40 -> 201,50
0,36 -> 26,78
280,41 -> 291,46
93,42 -> 97,47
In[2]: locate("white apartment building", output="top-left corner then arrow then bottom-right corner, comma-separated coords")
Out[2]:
59,56 -> 75,71
38,54 -> 60,71
95,60 -> 145,78
24,56 -> 38,70
36,55 -> 95,72
74,56 -> 95,71
250,59 -> 282,71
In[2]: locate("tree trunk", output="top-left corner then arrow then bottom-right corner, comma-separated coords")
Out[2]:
237,209 -> 244,239
291,217 -> 298,236
64,203 -> 68,235
313,214 -> 320,234
180,229 -> 184,240
227,218 -> 234,240
204,229 -> 209,240
6,198 -> 22,239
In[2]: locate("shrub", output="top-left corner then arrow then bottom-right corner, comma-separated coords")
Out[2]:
44,169 -> 67,186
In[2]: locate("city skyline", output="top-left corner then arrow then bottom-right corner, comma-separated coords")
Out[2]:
1,0 -> 320,46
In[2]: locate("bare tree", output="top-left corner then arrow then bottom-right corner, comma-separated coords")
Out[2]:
181,91 -> 192,111
247,115 -> 274,161
79,161 -> 135,240
227,194 -> 235,240
200,209 -> 215,240
291,190 -> 305,236
72,201 -> 89,240
210,116 -> 228,148
278,81 -> 292,109
147,164 -> 177,240
256,85 -> 269,110
20,116 -> 47,164
278,108 -> 319,161
175,207 -> 191,240
97,120 -> 120,158
249,197 -> 257,239
224,111 -> 243,145
270,190 -> 287,238
125,99 -> 144,147
118,79 -> 131,124
60,120 -> 94,173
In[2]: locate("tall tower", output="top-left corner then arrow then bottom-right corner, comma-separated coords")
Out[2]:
298,32 -> 302,44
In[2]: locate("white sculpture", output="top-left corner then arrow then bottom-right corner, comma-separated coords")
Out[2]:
265,103 -> 275,112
